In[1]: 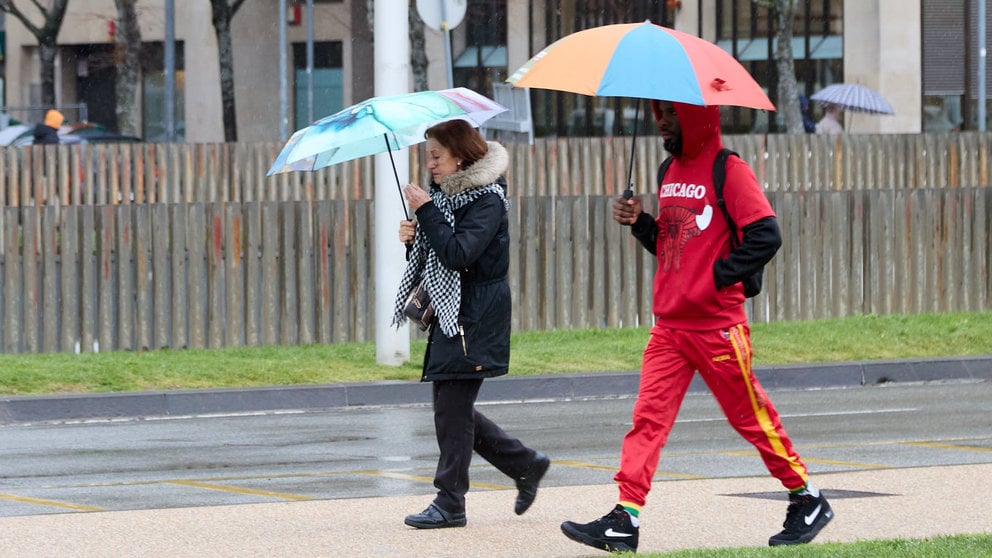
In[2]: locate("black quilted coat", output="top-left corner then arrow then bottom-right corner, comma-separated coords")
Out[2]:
413,142 -> 511,382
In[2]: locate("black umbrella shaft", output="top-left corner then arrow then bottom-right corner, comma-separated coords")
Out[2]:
385,133 -> 411,221
623,101 -> 640,200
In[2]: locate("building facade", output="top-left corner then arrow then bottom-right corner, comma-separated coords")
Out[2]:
0,1 -> 980,142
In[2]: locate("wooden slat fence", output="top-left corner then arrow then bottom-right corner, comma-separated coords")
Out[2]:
0,187 -> 988,353
2,133 -> 990,353
3,132 -> 992,209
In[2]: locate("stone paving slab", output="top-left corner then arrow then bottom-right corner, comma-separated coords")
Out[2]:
2,463 -> 989,557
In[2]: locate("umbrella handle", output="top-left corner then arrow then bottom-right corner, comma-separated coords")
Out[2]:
385,133 -> 411,221
623,100 -> 640,200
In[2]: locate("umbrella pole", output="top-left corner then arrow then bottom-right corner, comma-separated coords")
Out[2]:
384,133 -> 414,260
384,133 -> 411,221
622,100 -> 640,200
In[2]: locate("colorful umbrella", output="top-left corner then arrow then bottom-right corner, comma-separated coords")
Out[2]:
268,87 -> 507,220
507,21 -> 774,110
810,83 -> 895,115
268,87 -> 507,175
508,21 -> 773,199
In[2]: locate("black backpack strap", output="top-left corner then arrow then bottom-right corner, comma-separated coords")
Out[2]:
657,156 -> 673,186
713,148 -> 740,248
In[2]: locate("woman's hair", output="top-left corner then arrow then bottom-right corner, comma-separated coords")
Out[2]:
424,119 -> 488,167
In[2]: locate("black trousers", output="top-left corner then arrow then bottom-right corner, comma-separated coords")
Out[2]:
431,379 -> 537,514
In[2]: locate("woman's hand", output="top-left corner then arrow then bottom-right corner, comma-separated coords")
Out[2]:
403,183 -> 431,212
398,219 -> 416,244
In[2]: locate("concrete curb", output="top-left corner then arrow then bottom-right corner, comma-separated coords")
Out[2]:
1,355 -> 989,425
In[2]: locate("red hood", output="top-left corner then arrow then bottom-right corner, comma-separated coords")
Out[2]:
652,101 -> 723,161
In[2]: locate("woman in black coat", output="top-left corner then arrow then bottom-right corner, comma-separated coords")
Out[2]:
394,119 -> 549,529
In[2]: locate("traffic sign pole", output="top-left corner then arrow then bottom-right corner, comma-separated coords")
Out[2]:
416,0 -> 466,89
441,1 -> 453,88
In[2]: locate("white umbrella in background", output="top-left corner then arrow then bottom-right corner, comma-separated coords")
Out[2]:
810,83 -> 895,115
811,83 -> 895,133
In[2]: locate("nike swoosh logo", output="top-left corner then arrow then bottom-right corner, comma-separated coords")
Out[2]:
604,528 -> 633,538
804,503 -> 822,525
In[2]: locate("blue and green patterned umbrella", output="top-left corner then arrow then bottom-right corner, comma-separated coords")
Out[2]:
267,87 -> 508,176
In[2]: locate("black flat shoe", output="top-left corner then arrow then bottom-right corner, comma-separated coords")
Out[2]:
514,452 -> 551,515
404,503 -> 467,529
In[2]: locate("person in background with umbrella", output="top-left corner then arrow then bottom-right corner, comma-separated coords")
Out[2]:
815,103 -> 844,134
561,101 -> 833,553
394,119 -> 550,529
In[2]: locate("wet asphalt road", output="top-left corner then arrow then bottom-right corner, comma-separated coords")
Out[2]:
2,379 -> 990,518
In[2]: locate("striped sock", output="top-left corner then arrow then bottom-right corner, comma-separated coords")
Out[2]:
618,501 -> 641,526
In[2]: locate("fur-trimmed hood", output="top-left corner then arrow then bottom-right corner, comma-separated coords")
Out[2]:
437,141 -> 508,196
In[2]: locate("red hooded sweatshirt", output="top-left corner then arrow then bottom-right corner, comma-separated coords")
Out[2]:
648,101 -> 774,330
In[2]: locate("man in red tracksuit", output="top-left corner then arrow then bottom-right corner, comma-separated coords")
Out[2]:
561,100 -> 834,553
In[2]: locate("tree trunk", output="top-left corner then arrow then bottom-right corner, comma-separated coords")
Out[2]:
409,0 -> 428,91
37,41 -> 58,107
0,0 -> 70,108
113,0 -> 142,136
772,0 -> 803,133
351,0 -> 375,101
211,0 -> 239,142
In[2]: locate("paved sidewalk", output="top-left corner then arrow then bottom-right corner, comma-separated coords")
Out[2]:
2,463 -> 989,557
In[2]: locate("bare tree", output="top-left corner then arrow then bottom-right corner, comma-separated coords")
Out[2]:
409,0 -> 428,91
113,0 -> 142,136
754,0 -> 804,133
0,0 -> 70,107
350,0 -> 375,102
209,0 -> 246,141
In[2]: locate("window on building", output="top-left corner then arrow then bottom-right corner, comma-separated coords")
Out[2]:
293,41 -> 343,129
141,42 -> 186,142
74,42 -> 185,141
453,0 -> 508,96
715,0 -> 843,134
76,44 -> 121,131
921,0 -> 992,131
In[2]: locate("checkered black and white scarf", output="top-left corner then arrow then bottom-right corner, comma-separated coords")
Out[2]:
392,142 -> 510,337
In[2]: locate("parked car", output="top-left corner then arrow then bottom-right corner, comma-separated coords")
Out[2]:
2,123 -> 142,146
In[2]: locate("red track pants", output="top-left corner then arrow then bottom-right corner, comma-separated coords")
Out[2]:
615,322 -> 809,507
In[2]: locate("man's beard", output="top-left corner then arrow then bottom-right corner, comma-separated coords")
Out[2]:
663,135 -> 683,156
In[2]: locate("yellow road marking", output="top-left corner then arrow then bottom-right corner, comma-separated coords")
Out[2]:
903,441 -> 992,453
543,459 -> 702,480
0,493 -> 103,512
654,471 -> 706,480
721,449 -> 890,469
551,459 -> 618,471
356,470 -> 508,490
800,457 -> 891,469
165,480 -> 312,501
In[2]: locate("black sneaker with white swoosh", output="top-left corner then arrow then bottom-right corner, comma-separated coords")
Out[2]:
561,504 -> 639,553
768,491 -> 834,546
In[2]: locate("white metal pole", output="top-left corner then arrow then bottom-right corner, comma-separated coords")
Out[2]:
441,1 -> 454,88
374,0 -> 411,365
